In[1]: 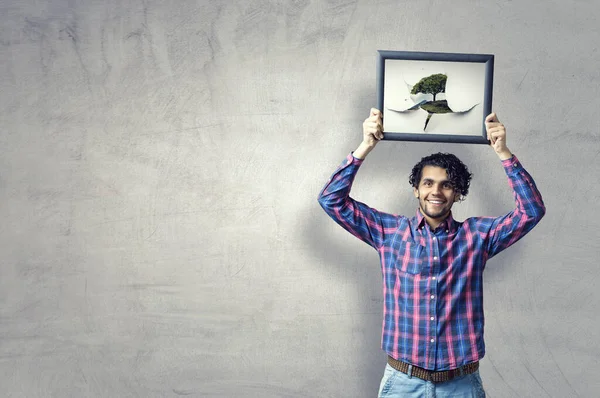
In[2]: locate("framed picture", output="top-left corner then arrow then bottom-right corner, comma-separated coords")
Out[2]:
376,50 -> 494,144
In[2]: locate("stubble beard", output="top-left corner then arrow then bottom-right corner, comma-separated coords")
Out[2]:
419,197 -> 451,221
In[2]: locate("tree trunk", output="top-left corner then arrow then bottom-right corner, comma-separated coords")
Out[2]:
433,93 -> 437,102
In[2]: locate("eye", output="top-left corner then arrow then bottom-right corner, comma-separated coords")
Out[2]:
422,180 -> 432,187
443,182 -> 453,189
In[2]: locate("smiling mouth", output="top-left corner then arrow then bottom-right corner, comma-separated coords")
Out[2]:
427,199 -> 446,205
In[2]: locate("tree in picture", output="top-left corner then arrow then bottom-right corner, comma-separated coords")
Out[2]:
410,73 -> 452,129
411,73 -> 447,102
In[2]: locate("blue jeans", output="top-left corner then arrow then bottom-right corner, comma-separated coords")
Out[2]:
378,363 -> 486,397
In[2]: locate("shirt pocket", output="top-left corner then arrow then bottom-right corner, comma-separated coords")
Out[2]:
393,239 -> 426,275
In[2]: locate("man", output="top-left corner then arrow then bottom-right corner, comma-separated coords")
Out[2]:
317,108 -> 545,397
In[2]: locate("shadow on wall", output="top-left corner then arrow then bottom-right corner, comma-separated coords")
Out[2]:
301,89 -> 529,396
302,197 -> 385,397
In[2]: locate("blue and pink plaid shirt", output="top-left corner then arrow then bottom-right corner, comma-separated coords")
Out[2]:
318,153 -> 545,371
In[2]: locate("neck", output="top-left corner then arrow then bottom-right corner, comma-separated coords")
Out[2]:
420,208 -> 449,230
425,217 -> 443,229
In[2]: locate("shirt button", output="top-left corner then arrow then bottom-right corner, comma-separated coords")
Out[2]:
445,230 -> 449,233
433,256 -> 438,260
430,295 -> 435,299
431,339 -> 435,343
430,317 -> 435,321
433,237 -> 437,240
432,277 -> 436,280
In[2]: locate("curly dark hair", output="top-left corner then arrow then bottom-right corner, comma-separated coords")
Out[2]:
409,153 -> 473,197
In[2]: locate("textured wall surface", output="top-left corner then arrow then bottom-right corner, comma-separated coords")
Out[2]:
1,1 -> 599,397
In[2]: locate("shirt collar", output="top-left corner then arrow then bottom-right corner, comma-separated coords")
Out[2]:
415,208 -> 456,234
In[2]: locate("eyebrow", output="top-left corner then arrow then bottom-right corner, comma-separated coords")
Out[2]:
421,178 -> 453,184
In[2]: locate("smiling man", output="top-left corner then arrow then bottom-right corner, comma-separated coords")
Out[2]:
411,155 -> 467,229
317,109 -> 545,397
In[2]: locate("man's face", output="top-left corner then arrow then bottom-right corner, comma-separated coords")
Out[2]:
413,166 -> 460,227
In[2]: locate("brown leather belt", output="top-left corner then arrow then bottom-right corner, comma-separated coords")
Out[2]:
387,356 -> 479,383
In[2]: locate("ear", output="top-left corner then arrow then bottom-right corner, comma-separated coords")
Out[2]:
413,187 -> 419,198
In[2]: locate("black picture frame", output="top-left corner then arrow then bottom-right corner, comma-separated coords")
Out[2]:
376,50 -> 494,144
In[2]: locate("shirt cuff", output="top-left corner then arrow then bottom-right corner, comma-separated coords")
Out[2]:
349,152 -> 365,165
501,155 -> 522,174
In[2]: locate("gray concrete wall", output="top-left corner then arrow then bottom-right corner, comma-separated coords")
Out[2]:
1,1 -> 598,397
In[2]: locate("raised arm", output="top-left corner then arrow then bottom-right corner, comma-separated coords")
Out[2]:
353,108 -> 384,159
486,112 -> 514,161
317,109 -> 398,249
483,113 -> 546,257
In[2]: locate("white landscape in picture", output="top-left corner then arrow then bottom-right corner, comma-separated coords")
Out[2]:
383,59 -> 486,135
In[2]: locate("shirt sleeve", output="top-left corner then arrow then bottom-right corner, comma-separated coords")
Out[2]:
485,155 -> 546,258
317,153 -> 398,250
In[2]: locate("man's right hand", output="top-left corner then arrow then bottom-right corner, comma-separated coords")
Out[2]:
363,108 -> 383,145
353,108 -> 383,159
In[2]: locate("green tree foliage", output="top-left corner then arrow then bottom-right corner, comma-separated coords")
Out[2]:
411,73 -> 447,101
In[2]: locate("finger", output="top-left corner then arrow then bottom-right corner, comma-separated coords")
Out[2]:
364,120 -> 378,129
368,125 -> 384,140
487,125 -> 503,132
489,134 -> 501,144
485,124 -> 503,135
368,114 -> 379,122
490,132 -> 505,144
365,123 -> 378,132
365,124 -> 378,134
487,128 -> 505,139
489,127 -> 506,136
364,118 -> 384,140
370,108 -> 381,117
366,131 -> 380,141
485,113 -> 498,123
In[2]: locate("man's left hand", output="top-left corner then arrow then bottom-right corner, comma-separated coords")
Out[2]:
485,113 -> 513,160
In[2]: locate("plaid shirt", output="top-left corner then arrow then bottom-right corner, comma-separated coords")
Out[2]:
318,153 -> 545,370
